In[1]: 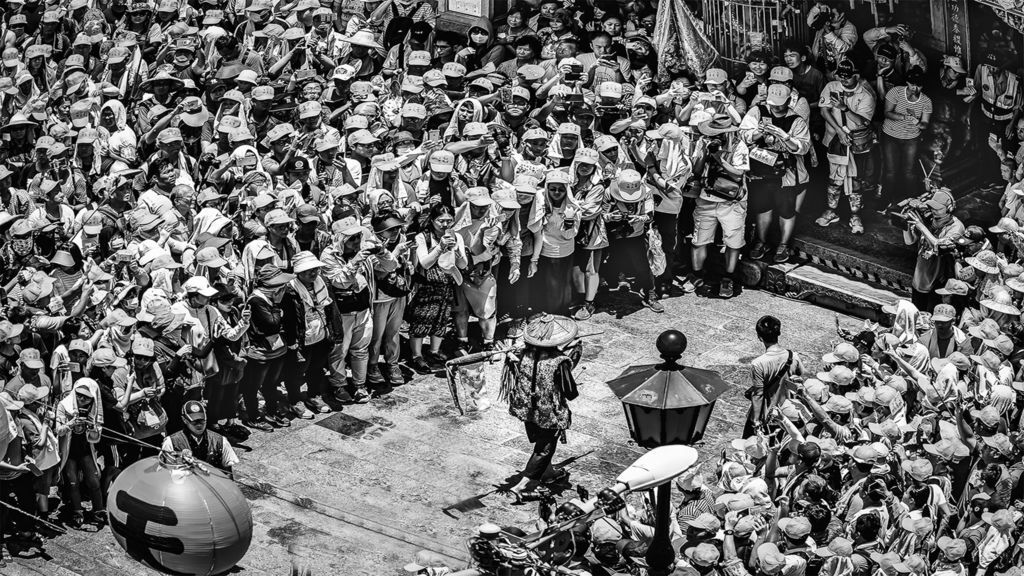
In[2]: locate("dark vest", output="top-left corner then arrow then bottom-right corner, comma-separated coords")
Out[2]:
169,429 -> 227,470
748,105 -> 799,179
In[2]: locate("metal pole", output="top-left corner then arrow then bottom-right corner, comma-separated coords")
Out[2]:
644,482 -> 675,575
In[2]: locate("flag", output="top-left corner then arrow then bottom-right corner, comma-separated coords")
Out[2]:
653,0 -> 719,80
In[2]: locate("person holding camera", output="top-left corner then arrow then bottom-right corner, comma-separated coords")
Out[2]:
740,84 -> 811,264
55,377 -> 103,527
902,189 -> 964,311
321,217 -> 377,405
579,32 -> 629,88
881,67 -> 932,204
806,1 -> 858,75
863,24 -> 927,95
687,113 -> 750,299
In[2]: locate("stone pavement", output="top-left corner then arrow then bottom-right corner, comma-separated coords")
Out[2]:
6,289 -> 865,576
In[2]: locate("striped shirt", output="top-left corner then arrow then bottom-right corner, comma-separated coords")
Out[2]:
675,489 -> 715,524
882,87 -> 933,140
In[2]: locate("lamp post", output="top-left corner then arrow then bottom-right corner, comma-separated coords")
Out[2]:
606,330 -> 731,575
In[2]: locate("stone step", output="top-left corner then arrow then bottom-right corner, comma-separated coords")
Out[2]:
790,235 -> 913,294
762,262 -> 904,322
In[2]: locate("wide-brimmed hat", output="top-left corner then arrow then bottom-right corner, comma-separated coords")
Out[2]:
609,169 -> 644,203
965,250 -> 1000,274
923,437 -> 970,461
981,289 -> 1021,315
522,314 -> 578,348
141,70 -> 185,90
16,383 -> 49,405
341,28 -> 383,50
697,113 -> 738,136
0,392 -> 24,411
1,113 -> 37,132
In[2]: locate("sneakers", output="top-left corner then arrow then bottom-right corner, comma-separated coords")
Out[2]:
573,302 -> 595,321
681,273 -> 704,294
719,277 -> 735,299
642,291 -> 665,313
366,364 -> 386,385
749,241 -> 768,260
386,364 -> 404,385
266,413 -> 291,428
305,397 -> 331,414
242,417 -> 274,432
816,210 -> 840,227
850,215 -> 864,235
341,387 -> 371,404
409,355 -> 434,375
291,402 -> 314,420
774,245 -> 790,264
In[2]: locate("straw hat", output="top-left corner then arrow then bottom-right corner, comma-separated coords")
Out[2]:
965,250 -> 1000,274
522,314 -> 578,348
341,28 -> 383,50
981,288 -> 1021,315
697,113 -> 738,136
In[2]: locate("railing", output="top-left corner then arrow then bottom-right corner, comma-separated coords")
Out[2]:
700,0 -> 813,72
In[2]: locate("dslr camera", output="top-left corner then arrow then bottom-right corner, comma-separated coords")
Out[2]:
809,7 -> 832,31
887,195 -> 929,228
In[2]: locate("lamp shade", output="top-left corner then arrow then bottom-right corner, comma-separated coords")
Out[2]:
607,331 -> 730,448
107,454 -> 253,575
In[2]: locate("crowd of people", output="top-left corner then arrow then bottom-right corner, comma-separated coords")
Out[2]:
423,282 -> 1024,575
0,0 -> 1019,569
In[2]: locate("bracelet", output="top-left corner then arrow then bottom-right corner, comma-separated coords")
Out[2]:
724,529 -> 735,536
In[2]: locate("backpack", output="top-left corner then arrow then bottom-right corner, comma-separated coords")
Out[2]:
383,1 -> 426,50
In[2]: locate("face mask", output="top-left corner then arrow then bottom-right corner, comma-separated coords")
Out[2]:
470,32 -> 488,44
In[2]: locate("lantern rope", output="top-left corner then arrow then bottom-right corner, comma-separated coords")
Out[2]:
0,499 -> 67,534
98,428 -> 469,564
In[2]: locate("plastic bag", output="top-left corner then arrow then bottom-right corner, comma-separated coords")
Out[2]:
647,227 -> 666,277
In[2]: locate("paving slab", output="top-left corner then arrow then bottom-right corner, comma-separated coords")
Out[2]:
8,290 -> 859,575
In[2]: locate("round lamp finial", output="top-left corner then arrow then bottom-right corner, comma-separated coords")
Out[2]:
656,330 -> 687,361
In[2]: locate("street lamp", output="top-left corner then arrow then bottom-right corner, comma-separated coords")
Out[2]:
606,329 -> 731,575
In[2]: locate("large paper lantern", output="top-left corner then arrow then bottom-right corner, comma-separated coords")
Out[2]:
107,453 -> 253,575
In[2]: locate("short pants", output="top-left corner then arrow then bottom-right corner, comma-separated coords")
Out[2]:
748,177 -> 799,219
692,197 -> 747,250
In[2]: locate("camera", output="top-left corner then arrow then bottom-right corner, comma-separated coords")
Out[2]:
565,63 -> 584,82
810,8 -> 832,31
705,137 -> 723,154
887,196 -> 928,228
